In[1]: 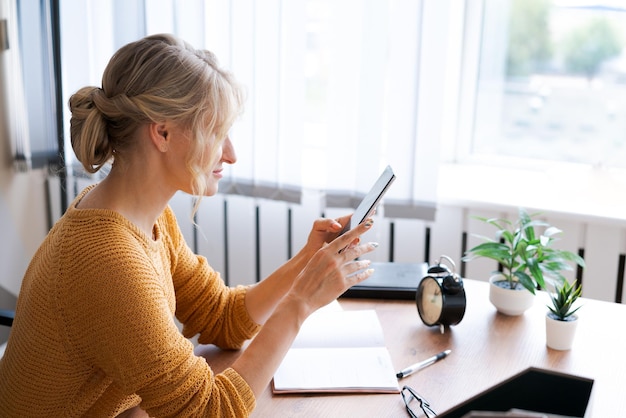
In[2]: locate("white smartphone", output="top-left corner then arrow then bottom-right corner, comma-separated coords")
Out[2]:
339,165 -> 396,236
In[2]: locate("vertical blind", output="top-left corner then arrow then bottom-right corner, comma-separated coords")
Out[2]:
58,0 -> 462,221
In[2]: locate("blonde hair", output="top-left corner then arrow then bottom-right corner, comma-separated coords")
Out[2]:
69,33 -> 244,198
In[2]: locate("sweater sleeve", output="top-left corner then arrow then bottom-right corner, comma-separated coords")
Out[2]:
56,214 -> 257,417
161,207 -> 261,348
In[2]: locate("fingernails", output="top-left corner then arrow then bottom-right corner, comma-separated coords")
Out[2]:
364,219 -> 374,228
370,242 -> 379,248
364,268 -> 375,276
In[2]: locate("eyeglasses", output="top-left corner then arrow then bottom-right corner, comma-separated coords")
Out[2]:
401,385 -> 437,418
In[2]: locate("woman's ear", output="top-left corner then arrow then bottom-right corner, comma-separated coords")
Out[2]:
148,122 -> 169,152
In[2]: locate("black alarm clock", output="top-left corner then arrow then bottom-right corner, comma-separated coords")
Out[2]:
416,255 -> 466,331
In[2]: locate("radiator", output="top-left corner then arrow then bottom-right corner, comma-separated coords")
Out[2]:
54,178 -> 626,304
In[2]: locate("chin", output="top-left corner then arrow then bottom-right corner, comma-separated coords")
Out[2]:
204,183 -> 219,196
184,181 -> 218,197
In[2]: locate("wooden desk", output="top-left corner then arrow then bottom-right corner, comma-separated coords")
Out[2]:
195,279 -> 626,417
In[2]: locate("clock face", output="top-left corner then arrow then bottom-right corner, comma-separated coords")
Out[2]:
418,278 -> 443,325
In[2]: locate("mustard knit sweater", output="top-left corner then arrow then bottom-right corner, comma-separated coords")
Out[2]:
0,187 -> 262,417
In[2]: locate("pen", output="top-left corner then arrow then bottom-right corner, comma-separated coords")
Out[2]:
396,349 -> 451,379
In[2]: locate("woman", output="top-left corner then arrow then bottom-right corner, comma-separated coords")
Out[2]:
0,34 -> 377,417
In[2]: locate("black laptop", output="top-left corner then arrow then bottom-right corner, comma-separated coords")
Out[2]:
341,262 -> 428,300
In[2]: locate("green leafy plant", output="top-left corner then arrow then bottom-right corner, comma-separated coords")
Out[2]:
547,279 -> 582,321
462,208 -> 586,294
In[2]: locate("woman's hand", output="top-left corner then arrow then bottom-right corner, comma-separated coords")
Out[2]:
287,217 -> 378,315
243,215 -> 368,325
304,214 -> 354,251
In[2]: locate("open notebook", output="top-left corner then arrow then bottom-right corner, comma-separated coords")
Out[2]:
272,302 -> 400,394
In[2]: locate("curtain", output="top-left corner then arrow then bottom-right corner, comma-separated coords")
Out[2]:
59,0 -> 460,221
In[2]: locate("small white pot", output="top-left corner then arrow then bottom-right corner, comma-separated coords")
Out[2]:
489,275 -> 535,316
545,313 -> 578,350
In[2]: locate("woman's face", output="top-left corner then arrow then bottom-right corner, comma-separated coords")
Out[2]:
161,121 -> 236,197
202,135 -> 237,196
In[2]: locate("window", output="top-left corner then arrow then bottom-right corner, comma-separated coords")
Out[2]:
0,0 -> 61,170
459,0 -> 626,170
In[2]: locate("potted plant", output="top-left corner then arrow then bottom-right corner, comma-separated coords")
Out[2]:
545,279 -> 582,350
462,208 -> 585,316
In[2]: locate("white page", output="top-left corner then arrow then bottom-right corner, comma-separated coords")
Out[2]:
291,309 -> 385,349
273,347 -> 399,392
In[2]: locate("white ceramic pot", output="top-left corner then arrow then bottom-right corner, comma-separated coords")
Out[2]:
488,275 -> 535,316
545,313 -> 578,350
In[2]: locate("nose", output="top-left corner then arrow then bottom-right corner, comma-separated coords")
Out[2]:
222,136 -> 237,164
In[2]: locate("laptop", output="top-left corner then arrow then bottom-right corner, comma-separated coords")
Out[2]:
341,262 -> 428,300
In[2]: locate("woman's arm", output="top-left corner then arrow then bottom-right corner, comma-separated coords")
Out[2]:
231,218 -> 377,396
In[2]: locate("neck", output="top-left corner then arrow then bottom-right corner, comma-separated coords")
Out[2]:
77,165 -> 176,239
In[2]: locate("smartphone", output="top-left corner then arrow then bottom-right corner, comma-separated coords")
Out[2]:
339,165 -> 396,236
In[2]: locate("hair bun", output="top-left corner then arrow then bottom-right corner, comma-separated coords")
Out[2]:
69,86 -> 114,173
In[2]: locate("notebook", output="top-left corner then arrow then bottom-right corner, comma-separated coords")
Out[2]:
272,306 -> 399,394
341,262 -> 428,300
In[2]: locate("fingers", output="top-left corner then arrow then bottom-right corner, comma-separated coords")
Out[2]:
324,259 -> 376,293
335,214 -> 352,230
345,237 -> 361,252
339,241 -> 379,261
313,217 -> 343,232
346,262 -> 376,285
344,259 -> 373,279
333,217 -> 374,254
